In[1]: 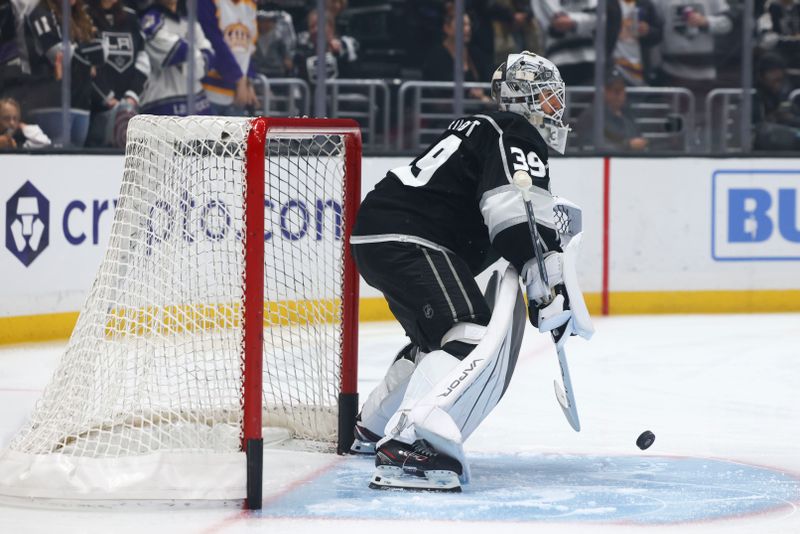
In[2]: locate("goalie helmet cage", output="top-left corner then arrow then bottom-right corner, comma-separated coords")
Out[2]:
0,117 -> 362,510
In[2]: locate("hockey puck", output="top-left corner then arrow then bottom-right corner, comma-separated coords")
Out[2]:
636,430 -> 655,450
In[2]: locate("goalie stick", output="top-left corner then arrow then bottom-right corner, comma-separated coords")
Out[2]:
512,170 -> 581,432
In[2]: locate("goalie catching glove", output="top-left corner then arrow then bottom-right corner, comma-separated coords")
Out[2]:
521,234 -> 594,340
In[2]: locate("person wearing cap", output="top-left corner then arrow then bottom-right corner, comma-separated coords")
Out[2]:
573,68 -> 648,152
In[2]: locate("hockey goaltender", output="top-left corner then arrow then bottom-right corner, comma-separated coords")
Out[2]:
348,52 -> 594,492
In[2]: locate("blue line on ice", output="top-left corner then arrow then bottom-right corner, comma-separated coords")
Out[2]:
260,453 -> 800,523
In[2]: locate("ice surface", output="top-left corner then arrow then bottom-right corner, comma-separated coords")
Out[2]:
1,314 -> 799,534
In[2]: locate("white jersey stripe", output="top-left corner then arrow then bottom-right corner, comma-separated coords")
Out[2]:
350,234 -> 454,254
479,184 -> 557,241
475,114 -> 513,183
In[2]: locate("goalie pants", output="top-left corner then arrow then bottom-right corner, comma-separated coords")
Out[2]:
351,241 -> 491,356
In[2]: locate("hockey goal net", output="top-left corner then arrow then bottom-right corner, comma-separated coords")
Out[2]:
0,116 -> 361,508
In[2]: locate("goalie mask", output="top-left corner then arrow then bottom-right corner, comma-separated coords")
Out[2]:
491,52 -> 570,154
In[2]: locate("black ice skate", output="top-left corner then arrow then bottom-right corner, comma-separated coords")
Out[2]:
349,420 -> 381,455
369,439 -> 462,492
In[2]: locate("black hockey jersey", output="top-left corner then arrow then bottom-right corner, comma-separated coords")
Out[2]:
0,0 -> 17,66
88,6 -> 149,109
22,0 -> 103,110
352,111 -> 561,275
0,0 -> 23,93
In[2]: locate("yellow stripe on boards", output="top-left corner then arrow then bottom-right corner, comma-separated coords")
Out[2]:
0,312 -> 79,345
357,297 -> 392,322
1,291 -> 799,345
610,290 -> 800,314
584,293 -> 603,316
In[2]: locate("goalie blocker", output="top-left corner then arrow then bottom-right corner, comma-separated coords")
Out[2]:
522,234 -> 593,339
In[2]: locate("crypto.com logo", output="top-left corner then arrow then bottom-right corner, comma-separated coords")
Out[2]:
5,181 -> 49,266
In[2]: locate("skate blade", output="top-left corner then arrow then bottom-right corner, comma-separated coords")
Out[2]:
368,466 -> 461,492
349,439 -> 376,455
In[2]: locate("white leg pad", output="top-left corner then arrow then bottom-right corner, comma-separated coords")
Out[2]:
360,357 -> 417,436
380,265 -> 527,484
382,350 -> 461,442
440,322 -> 487,347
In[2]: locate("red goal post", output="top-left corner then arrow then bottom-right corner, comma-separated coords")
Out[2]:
242,118 -> 362,509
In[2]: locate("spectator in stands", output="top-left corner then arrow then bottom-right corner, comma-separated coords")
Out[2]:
125,0 -> 153,13
533,0 -> 622,85
21,0 -> 103,146
325,0 -> 353,52
655,0 -> 733,87
653,0 -> 732,144
491,0 -> 544,65
293,8 -> 358,83
612,0 -> 663,86
0,97 -> 51,148
327,0 -> 347,19
456,0 -> 496,81
753,53 -> 800,150
139,0 -> 214,115
422,9 -> 492,103
86,0 -> 149,147
198,0 -> 258,115
757,0 -> 800,85
405,0 -> 450,75
252,9 -> 296,78
707,0 -> 744,88
573,68 -> 648,151
257,0 -> 306,29
0,0 -> 25,99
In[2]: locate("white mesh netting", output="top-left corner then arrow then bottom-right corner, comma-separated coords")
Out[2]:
0,116 -> 354,500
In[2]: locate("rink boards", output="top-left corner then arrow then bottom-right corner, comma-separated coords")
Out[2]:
1,154 -> 799,343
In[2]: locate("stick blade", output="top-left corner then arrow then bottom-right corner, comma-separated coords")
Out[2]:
554,380 -> 581,432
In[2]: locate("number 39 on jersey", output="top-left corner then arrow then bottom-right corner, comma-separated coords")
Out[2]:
390,115 -> 549,189
509,146 -> 546,178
